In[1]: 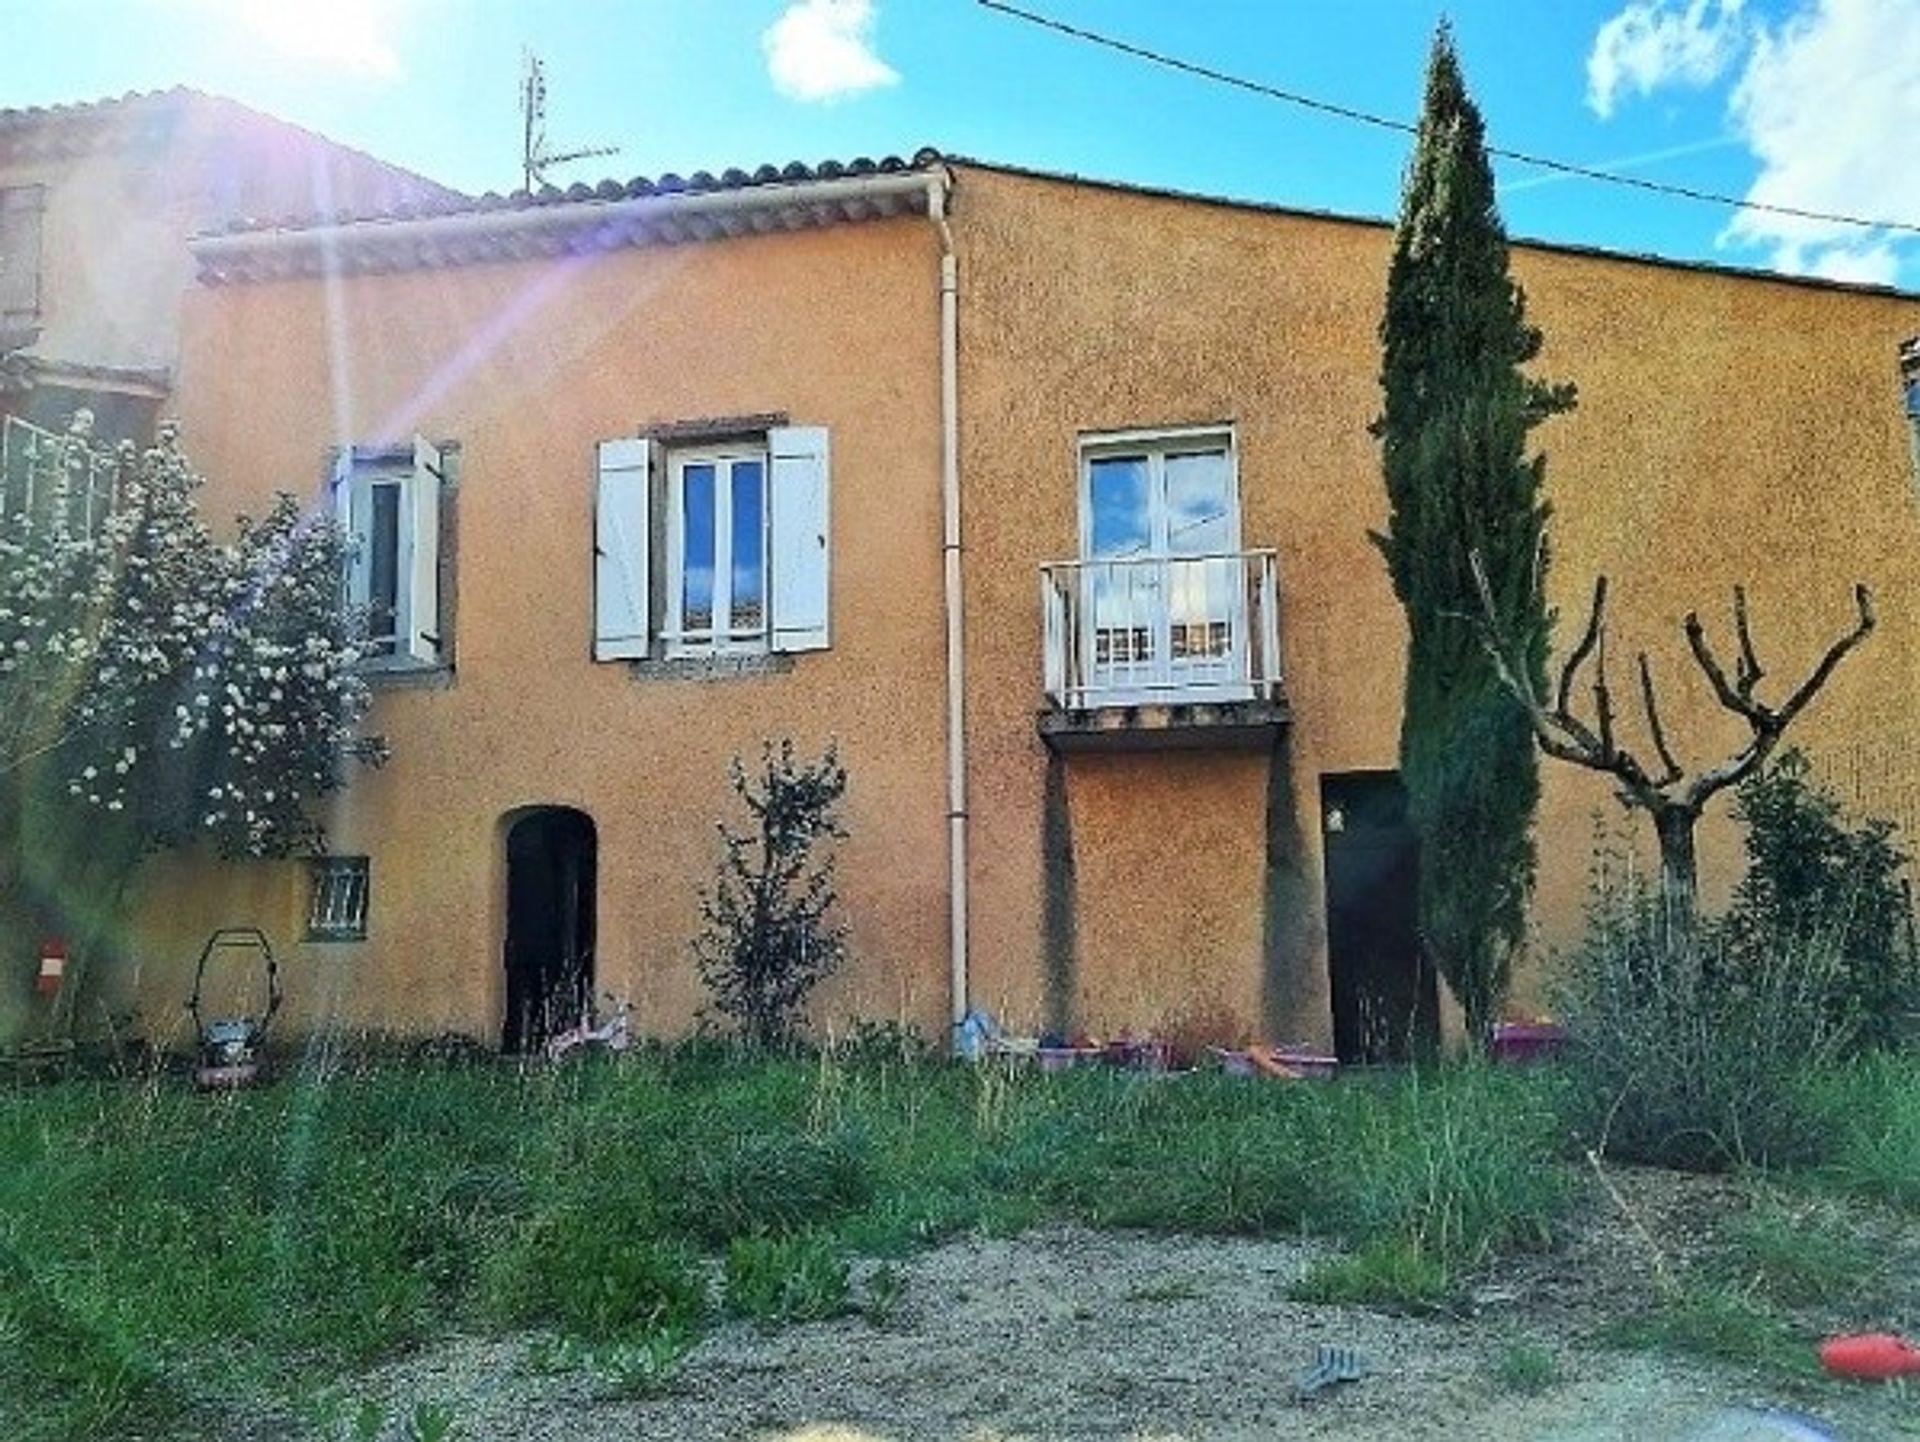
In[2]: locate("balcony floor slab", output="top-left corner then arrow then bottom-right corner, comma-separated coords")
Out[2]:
1037,696 -> 1290,753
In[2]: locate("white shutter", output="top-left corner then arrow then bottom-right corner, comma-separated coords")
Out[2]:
595,437 -> 651,660
768,425 -> 830,653
331,449 -> 366,608
404,436 -> 443,666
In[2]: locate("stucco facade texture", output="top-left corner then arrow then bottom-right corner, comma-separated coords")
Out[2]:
133,219 -> 951,1046
129,159 -> 1920,1052
955,164 -> 1920,1044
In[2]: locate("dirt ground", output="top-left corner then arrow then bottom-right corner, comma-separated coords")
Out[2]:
327,1169 -> 1916,1442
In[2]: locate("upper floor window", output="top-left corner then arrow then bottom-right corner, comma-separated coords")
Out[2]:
594,424 -> 829,662
331,437 -> 447,670
1078,426 -> 1244,697
0,185 -> 45,325
669,445 -> 768,656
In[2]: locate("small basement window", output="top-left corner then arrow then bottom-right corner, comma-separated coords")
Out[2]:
307,856 -> 370,942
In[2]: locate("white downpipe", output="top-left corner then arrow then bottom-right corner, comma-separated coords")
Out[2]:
929,176 -> 970,1039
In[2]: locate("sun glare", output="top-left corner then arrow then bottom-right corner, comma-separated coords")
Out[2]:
214,0 -> 404,81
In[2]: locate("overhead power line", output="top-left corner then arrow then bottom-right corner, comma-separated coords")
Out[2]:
975,0 -> 1920,238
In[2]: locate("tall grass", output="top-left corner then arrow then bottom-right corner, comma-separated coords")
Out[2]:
1,1048 -> 1574,1439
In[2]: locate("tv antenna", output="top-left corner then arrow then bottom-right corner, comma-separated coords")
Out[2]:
520,50 -> 619,193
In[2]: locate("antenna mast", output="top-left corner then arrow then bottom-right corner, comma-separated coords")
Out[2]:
519,50 -> 620,193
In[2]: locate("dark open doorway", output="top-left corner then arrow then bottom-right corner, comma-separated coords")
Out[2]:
1320,771 -> 1436,1064
502,807 -> 596,1054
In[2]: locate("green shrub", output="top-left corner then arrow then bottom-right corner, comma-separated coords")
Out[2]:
1729,750 -> 1920,1049
723,1233 -> 852,1325
1555,846 -> 1849,1172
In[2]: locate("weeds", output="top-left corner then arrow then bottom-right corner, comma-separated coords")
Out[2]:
862,1261 -> 906,1323
1801,1053 -> 1920,1211
1718,1195 -> 1883,1308
1608,1282 -> 1810,1378
1555,846 -> 1852,1172
1484,1341 -> 1560,1396
23,1044 -> 1902,1439
723,1233 -> 853,1325
1124,1275 -> 1203,1304
1288,1238 -> 1454,1313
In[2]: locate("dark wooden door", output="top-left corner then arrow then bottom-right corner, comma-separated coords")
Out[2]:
503,808 -> 596,1053
1321,772 -> 1435,1063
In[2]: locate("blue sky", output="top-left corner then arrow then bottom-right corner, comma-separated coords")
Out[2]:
4,0 -> 1917,287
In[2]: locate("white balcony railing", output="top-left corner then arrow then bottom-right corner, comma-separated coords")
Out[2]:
1041,549 -> 1281,709
0,413 -> 119,537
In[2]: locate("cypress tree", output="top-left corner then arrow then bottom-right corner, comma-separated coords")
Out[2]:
1372,23 -> 1576,1044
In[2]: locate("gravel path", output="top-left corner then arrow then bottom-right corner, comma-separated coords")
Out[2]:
339,1224 -> 1917,1441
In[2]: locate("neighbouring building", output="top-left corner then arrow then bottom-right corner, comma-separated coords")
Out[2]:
0,88 -> 457,442
116,144 -> 1920,1058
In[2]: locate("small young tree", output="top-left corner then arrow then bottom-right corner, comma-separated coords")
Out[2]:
1372,23 -> 1577,1042
693,740 -> 848,1048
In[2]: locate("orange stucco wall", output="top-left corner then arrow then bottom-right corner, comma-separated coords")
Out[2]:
134,217 -> 951,1044
952,164 -> 1920,1045
132,162 -> 1920,1053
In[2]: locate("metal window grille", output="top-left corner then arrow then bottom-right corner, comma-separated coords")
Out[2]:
307,857 -> 370,941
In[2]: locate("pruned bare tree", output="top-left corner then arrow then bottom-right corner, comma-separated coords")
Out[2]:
1469,552 -> 1875,945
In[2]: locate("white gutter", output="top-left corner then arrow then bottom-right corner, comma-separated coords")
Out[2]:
928,173 -> 971,1042
191,169 -> 942,272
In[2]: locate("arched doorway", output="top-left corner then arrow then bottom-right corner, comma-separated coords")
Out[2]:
502,807 -> 596,1053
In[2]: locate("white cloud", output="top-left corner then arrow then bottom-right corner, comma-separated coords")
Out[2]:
1800,239 -> 1902,285
1588,0 -> 1920,284
763,0 -> 900,103
1719,0 -> 1920,281
1587,0 -> 1748,118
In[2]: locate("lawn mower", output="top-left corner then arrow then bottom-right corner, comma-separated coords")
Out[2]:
185,928 -> 282,1090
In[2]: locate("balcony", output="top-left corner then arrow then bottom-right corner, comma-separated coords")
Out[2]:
1038,549 -> 1288,752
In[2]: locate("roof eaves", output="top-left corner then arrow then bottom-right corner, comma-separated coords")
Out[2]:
192,152 -> 948,284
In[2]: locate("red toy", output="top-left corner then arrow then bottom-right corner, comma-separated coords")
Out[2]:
1818,1333 -> 1920,1380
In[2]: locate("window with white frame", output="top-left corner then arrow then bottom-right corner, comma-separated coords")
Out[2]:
593,425 -> 830,661
669,445 -> 769,655
1078,426 -> 1244,698
331,437 -> 446,669
306,856 -> 370,941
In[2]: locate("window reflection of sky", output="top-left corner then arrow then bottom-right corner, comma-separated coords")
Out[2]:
1088,455 -> 1150,558
1165,451 -> 1229,554
1084,444 -> 1237,675
731,459 -> 765,628
683,462 -> 715,628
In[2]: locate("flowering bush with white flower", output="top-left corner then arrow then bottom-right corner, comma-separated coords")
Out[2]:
0,413 -> 383,876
